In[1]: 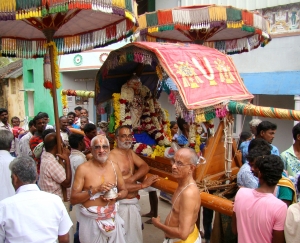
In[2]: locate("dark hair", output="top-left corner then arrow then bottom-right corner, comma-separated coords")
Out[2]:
292,123 -> 300,141
69,133 -> 84,149
59,115 -> 67,121
248,138 -> 272,152
11,116 -> 20,123
44,133 -> 57,151
32,114 -> 45,125
170,121 -> 177,129
256,121 -> 277,135
238,131 -> 252,148
42,129 -> 56,140
246,145 -> 272,163
177,117 -> 187,131
255,155 -> 283,187
74,106 -> 82,112
297,175 -> 300,192
10,156 -> 37,184
37,112 -> 49,118
83,123 -> 96,133
115,125 -> 131,136
67,111 -> 76,117
28,120 -> 34,128
0,108 -> 8,115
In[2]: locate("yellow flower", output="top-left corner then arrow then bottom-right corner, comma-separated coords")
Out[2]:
112,93 -> 121,130
44,41 -> 61,91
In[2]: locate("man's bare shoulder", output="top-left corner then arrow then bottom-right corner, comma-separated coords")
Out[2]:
77,160 -> 94,171
108,148 -> 120,158
181,184 -> 200,201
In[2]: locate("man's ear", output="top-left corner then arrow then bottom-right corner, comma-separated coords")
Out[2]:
11,174 -> 18,187
297,134 -> 300,141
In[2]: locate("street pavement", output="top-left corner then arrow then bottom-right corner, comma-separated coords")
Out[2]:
69,190 -> 205,243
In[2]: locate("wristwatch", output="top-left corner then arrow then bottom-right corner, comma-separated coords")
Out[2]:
88,188 -> 93,197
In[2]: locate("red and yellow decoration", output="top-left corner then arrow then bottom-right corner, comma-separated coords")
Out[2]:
138,5 -> 271,54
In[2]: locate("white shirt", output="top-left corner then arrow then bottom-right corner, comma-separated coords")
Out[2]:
69,149 -> 86,185
0,184 -> 73,243
0,150 -> 15,201
19,132 -> 33,157
0,122 -> 15,153
69,149 -> 86,221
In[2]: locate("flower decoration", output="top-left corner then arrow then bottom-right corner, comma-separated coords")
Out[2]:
151,145 -> 166,159
112,93 -> 121,130
188,124 -> 196,149
44,41 -> 61,91
133,143 -> 153,156
61,90 -> 67,109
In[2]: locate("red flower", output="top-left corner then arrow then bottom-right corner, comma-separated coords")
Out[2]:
119,99 -> 127,104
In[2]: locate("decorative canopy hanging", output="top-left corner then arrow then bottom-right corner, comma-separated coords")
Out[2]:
138,5 -> 271,54
0,0 -> 138,58
95,42 -> 254,122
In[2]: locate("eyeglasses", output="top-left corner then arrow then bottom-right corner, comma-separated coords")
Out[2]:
170,160 -> 192,167
93,145 -> 109,150
118,134 -> 134,139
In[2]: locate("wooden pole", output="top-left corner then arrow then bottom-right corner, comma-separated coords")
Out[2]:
44,29 -> 67,202
147,173 -> 234,216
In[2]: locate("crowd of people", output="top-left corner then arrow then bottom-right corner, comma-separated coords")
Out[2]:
0,107 -> 203,243
1,105 -> 300,243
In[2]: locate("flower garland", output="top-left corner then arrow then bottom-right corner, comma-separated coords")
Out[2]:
151,145 -> 166,159
133,143 -> 153,156
61,90 -> 67,109
195,133 -> 201,153
188,124 -> 196,149
163,109 -> 172,140
44,41 -> 61,90
120,84 -> 134,127
112,93 -> 121,130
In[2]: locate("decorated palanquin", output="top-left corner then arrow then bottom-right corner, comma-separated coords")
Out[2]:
94,42 -> 254,215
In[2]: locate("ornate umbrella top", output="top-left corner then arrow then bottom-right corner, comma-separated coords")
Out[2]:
138,5 -> 271,54
0,0 -> 138,57
95,42 -> 254,116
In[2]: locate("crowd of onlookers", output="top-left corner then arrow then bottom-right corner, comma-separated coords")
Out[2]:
234,118 -> 300,243
1,105 -> 300,243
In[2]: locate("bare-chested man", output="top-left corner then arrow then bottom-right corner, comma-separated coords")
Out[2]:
152,148 -> 201,243
70,135 -> 128,243
108,125 -> 159,243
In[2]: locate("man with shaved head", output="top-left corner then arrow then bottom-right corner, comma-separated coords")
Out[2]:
152,147 -> 202,243
70,135 -> 128,243
38,133 -> 72,204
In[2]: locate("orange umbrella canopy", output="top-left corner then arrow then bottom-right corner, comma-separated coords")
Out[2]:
138,5 -> 271,54
0,0 -> 138,57
95,42 -> 253,112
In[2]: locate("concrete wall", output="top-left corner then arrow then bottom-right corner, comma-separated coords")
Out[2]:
231,35 -> 300,73
2,77 -> 25,125
23,58 -> 63,125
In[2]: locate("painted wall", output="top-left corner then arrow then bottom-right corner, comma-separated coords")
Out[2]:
61,70 -> 97,123
2,77 -> 25,125
23,58 -> 63,125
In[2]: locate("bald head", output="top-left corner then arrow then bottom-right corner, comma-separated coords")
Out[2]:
44,133 -> 57,152
175,148 -> 199,166
91,135 -> 110,148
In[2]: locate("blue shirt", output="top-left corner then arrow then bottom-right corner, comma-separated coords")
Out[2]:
240,140 -> 280,164
72,124 -> 80,129
177,134 -> 188,146
237,162 -> 259,188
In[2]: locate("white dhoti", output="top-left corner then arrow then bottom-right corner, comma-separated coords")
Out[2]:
118,198 -> 143,243
79,203 -> 126,243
